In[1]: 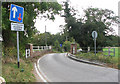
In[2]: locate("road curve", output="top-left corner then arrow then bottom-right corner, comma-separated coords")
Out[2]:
38,53 -> 118,82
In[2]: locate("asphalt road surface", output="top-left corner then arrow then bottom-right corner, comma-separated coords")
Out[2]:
38,53 -> 118,82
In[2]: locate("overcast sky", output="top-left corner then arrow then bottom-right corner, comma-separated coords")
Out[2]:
35,0 -> 120,35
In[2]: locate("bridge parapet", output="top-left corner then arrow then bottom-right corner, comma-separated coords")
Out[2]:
25,44 -> 52,58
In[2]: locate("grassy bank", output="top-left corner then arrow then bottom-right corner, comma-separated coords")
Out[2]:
2,50 -> 53,83
2,57 -> 36,83
76,51 -> 119,69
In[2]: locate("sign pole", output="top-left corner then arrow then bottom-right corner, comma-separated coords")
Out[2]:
92,31 -> 97,56
95,38 -> 96,56
10,4 -> 24,68
94,32 -> 96,56
17,31 -> 19,68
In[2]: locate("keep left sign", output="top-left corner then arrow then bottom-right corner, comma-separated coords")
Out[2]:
10,4 -> 24,23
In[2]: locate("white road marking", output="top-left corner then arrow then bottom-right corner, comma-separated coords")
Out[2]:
37,54 -> 51,82
34,63 -> 47,82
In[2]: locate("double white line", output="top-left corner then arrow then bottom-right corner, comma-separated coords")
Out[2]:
34,55 -> 50,82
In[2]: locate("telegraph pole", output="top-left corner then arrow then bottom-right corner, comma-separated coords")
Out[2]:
45,25 -> 47,46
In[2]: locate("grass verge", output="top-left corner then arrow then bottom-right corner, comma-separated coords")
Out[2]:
2,50 -> 54,83
76,52 -> 118,69
2,57 -> 36,83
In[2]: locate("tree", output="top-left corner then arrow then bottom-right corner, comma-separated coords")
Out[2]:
63,41 -> 71,52
2,2 -> 62,47
54,40 -> 61,51
79,8 -> 118,48
32,32 -> 54,46
63,7 -> 118,50
2,2 -> 62,57
52,33 -> 66,44
62,2 -> 78,41
105,35 -> 119,47
83,8 -> 118,34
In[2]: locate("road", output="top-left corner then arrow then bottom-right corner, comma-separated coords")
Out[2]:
38,53 -> 118,82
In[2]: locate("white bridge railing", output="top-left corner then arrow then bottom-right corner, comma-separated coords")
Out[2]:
25,45 -> 52,58
33,46 -> 52,52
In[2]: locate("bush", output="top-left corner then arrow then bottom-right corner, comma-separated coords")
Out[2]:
3,47 -> 17,58
53,40 -> 62,52
63,41 -> 71,52
3,46 -> 26,59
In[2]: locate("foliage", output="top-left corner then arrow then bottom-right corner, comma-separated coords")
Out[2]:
3,46 -> 17,58
32,32 -> 66,46
63,2 -> 119,50
63,41 -> 71,52
2,2 -> 62,57
54,40 -> 61,51
31,32 -> 81,52
2,58 -> 36,82
76,42 -> 80,49
62,40 -> 80,52
105,35 -> 119,47
32,32 -> 54,46
52,33 -> 66,44
2,46 -> 53,82
78,8 -> 118,48
76,52 -> 118,69
31,32 -> 80,52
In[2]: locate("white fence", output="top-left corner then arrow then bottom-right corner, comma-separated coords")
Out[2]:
103,47 -> 115,56
33,46 -> 52,52
25,46 -> 52,58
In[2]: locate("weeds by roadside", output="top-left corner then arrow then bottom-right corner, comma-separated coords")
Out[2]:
2,57 -> 36,82
76,52 -> 118,69
2,50 -> 54,82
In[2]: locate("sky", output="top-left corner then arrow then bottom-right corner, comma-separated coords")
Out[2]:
35,0 -> 120,35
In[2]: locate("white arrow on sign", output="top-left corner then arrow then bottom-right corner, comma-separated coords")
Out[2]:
12,7 -> 17,18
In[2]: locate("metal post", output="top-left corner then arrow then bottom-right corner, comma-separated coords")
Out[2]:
94,32 -> 96,56
94,38 -> 96,56
17,31 -> 19,68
